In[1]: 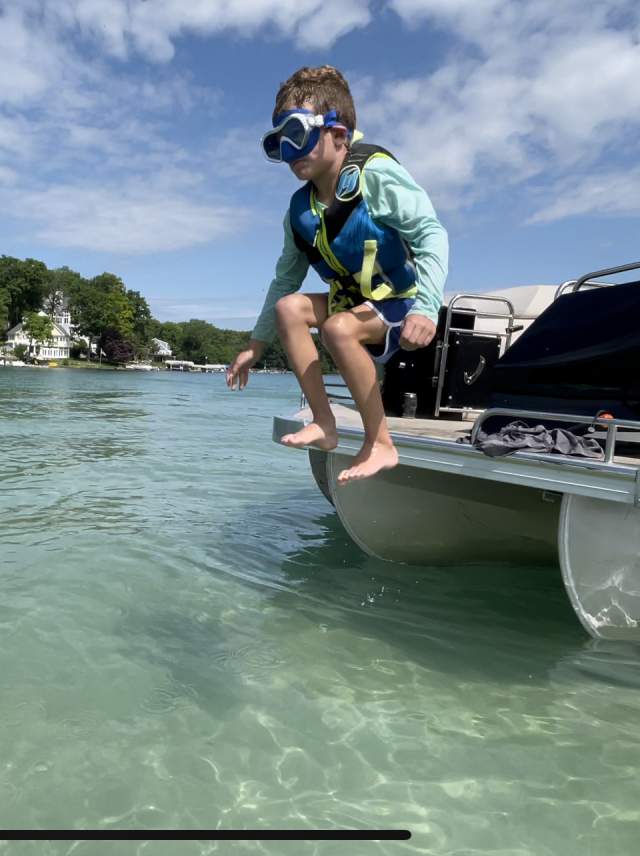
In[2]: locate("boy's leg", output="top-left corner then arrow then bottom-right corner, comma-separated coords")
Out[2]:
321,305 -> 397,483
276,292 -> 338,450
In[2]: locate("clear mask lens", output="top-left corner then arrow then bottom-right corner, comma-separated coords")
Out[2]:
280,117 -> 308,148
263,132 -> 283,161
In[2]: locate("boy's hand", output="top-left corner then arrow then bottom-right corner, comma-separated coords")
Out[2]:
400,314 -> 437,350
226,341 -> 265,390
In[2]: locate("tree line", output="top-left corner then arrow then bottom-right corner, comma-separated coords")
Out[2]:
0,255 -> 336,371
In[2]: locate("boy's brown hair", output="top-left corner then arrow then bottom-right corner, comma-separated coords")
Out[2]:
273,65 -> 356,133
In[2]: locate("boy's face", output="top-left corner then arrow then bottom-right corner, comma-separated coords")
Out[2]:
285,101 -> 348,184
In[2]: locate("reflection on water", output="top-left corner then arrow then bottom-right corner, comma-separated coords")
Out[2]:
1,367 -> 640,854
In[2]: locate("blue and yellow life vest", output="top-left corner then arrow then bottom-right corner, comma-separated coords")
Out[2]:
289,143 -> 418,314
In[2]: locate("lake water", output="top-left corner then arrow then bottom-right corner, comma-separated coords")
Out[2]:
1,367 -> 640,855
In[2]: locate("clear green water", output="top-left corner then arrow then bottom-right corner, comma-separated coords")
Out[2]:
1,367 -> 640,856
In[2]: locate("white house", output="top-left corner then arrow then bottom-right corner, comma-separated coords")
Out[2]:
52,306 -> 72,333
152,337 -> 172,360
6,312 -> 72,360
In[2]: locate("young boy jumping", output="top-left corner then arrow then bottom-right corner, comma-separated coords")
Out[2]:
226,65 -> 448,484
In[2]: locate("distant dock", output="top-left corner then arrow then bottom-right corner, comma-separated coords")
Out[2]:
164,360 -> 226,373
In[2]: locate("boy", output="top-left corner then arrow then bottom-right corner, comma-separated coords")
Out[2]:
226,65 -> 448,484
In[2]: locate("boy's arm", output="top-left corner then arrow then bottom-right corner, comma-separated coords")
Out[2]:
362,157 -> 449,345
251,213 -> 309,344
227,212 -> 308,389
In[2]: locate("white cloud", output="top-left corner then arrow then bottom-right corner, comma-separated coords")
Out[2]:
3,0 -> 371,64
0,165 -> 18,184
150,296 -> 263,324
358,0 -> 640,216
127,0 -> 370,55
0,115 -> 37,157
4,181 -> 249,253
528,33 -> 640,146
0,1 -> 238,254
1,0 -> 638,256
389,0 -> 505,36
529,167 -> 640,223
0,5 -> 66,105
1,0 -> 372,255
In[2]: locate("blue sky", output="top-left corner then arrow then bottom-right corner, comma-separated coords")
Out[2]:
1,0 -> 638,329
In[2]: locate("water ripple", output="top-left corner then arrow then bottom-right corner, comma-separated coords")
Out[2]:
3,369 -> 640,855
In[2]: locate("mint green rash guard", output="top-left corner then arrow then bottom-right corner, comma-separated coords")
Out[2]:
251,155 -> 449,343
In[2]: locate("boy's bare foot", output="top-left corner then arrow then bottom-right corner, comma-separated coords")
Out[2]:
281,422 -> 338,450
337,442 -> 399,485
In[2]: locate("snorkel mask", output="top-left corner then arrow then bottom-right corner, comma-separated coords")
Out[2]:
261,108 -> 348,163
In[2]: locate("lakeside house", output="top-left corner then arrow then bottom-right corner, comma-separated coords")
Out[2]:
6,312 -> 72,360
2,303 -> 177,365
152,338 -> 173,361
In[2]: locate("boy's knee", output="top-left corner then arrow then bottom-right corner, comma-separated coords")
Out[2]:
321,312 -> 356,347
275,294 -> 304,325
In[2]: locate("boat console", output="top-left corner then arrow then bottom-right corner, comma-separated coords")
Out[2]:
381,283 -> 564,419
381,294 -> 515,418
488,262 -> 640,423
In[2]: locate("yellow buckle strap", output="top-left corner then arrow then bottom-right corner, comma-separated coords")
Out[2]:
357,240 -> 393,301
311,192 -> 350,277
393,285 -> 418,299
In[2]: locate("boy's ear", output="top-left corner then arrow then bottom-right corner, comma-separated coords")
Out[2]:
330,126 -> 349,147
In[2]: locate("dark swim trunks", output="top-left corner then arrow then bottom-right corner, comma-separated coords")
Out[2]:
364,297 -> 416,365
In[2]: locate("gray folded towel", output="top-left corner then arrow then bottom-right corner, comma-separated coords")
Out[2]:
461,419 -> 604,459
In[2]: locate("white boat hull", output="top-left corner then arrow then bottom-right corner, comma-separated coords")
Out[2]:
326,452 -> 558,565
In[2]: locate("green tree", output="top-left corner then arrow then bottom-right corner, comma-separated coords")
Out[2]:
175,319 -> 216,363
125,289 -> 153,356
260,338 -> 288,370
257,333 -> 335,372
90,273 -> 134,339
100,328 -> 134,364
23,311 -> 54,358
69,340 -> 88,359
13,344 -> 28,361
0,256 -> 50,330
0,288 -> 8,334
146,318 -> 338,373
66,272 -> 134,358
43,266 -> 85,318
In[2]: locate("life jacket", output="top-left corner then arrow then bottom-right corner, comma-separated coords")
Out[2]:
289,143 -> 418,314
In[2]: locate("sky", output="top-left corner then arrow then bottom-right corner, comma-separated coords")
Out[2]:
1,0 -> 639,330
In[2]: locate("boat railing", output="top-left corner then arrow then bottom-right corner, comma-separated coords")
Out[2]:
555,260 -> 640,299
555,279 -> 615,298
324,381 -> 352,400
471,407 -> 640,465
433,294 -> 516,417
300,381 -> 352,409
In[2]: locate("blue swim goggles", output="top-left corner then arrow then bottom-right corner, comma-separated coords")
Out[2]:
261,108 -> 346,163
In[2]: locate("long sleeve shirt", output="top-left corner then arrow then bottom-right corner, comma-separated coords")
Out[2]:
252,155 -> 449,343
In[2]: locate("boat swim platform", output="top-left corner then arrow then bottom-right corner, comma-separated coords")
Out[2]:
273,401 -> 640,509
